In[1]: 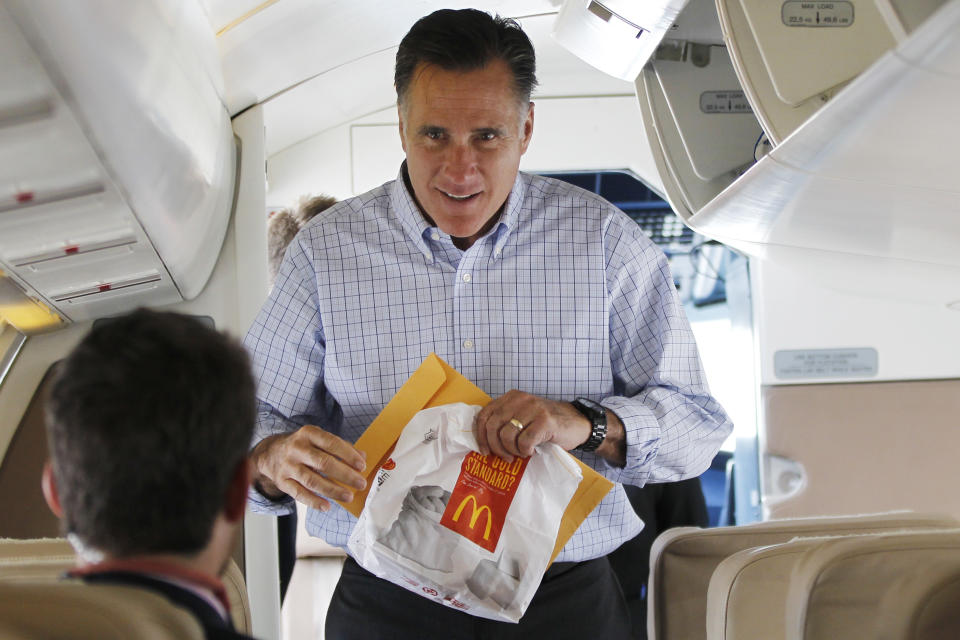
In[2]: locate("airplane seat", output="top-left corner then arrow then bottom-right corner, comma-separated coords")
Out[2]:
220,552 -> 254,635
876,562 -> 960,640
0,537 -> 252,635
705,527 -> 960,640
786,529 -> 960,640
0,580 -> 205,640
0,537 -> 74,580
705,535 -> 826,640
646,512 -> 959,640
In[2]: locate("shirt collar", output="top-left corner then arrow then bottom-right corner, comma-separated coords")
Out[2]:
68,557 -> 231,621
491,171 -> 526,259
390,162 -> 527,262
391,162 -> 436,262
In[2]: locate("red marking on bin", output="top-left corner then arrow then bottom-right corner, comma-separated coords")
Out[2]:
16,192 -> 35,203
64,246 -> 79,255
98,284 -> 112,292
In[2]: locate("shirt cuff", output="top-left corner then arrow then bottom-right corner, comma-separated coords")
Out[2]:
596,395 -> 661,485
247,483 -> 296,516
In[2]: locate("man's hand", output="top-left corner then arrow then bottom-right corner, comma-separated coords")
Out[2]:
474,390 -> 626,467
250,426 -> 367,512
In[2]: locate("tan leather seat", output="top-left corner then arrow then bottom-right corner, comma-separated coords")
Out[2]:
0,580 -> 205,639
787,529 -> 960,640
706,536 -> 828,640
647,512 -> 959,640
0,537 -> 252,634
876,563 -> 960,640
707,527 -> 960,640
0,537 -> 74,581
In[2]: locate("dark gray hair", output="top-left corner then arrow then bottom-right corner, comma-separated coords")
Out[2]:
46,309 -> 256,556
395,9 -> 538,111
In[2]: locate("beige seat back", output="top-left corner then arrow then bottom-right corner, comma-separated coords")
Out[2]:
876,562 -> 960,640
647,512 -> 959,640
706,536 -> 826,640
0,537 -> 75,580
786,529 -> 960,640
0,580 -> 205,639
0,537 -> 252,634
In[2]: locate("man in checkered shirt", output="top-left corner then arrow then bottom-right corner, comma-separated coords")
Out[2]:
244,8 -> 732,639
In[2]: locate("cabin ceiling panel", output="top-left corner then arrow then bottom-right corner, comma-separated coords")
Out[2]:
214,0 -> 563,115
259,10 -> 635,156
263,48 -> 397,156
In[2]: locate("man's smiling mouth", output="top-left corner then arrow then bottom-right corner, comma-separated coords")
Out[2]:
442,190 -> 479,201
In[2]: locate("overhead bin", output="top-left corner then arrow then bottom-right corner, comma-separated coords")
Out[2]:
716,0 -> 944,144
691,0 -> 960,260
634,0 -> 763,219
630,0 -> 960,305
0,0 -> 236,332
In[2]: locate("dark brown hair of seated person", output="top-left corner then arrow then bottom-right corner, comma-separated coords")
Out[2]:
45,309 -> 256,557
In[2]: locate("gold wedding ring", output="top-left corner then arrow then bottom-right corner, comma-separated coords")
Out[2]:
509,418 -> 525,431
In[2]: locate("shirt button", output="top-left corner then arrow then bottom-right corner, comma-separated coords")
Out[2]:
461,273 -> 472,283
462,339 -> 475,350
431,231 -> 440,241
494,248 -> 502,257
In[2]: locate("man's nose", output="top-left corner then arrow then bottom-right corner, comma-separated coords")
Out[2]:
443,143 -> 479,182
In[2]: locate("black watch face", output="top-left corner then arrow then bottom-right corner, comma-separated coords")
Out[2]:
576,398 -> 604,418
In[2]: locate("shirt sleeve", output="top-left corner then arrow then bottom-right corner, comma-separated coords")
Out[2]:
591,213 -> 733,487
242,230 -> 328,514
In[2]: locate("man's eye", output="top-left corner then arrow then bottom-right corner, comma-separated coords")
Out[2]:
478,132 -> 496,142
426,130 -> 444,140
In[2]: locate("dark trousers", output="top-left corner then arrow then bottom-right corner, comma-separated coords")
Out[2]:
607,479 -> 709,640
326,556 -> 632,640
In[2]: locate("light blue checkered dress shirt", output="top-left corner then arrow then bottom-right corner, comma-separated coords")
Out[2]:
243,166 -> 732,562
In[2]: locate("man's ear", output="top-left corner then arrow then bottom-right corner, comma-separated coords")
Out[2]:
397,106 -> 408,153
519,101 -> 535,154
41,460 -> 64,518
223,458 -> 252,523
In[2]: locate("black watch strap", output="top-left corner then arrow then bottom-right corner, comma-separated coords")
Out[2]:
571,397 -> 607,452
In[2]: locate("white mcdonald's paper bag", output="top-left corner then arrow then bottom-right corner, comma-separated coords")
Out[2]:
347,402 -> 583,623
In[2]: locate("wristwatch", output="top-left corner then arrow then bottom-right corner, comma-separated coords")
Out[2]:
571,398 -> 607,452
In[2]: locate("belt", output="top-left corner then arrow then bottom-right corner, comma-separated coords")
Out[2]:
543,559 -> 584,580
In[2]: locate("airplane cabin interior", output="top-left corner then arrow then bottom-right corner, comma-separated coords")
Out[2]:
1,0 -> 959,638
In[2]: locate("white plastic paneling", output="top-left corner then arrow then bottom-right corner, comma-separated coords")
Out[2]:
350,124 -> 405,196
668,0 -> 726,42
7,0 -> 236,302
217,0 -> 559,115
0,4 -> 183,326
636,60 -> 757,219
552,0 -> 690,81
651,46 -> 762,181
0,14 -> 101,211
752,256 -> 960,384
716,0 -> 825,142
690,0 -> 960,293
738,0 -> 896,106
270,95 -> 664,211
0,192 -> 164,291
233,105 -> 280,640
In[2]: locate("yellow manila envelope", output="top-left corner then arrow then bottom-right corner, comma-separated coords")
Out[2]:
338,352 -> 614,564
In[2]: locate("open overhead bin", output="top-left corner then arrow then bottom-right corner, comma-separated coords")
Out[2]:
629,0 -> 959,304
0,0 -> 236,333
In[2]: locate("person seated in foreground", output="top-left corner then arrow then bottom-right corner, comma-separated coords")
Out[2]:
40,309 -> 258,640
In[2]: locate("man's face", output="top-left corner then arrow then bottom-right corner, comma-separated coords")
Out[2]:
399,59 -> 534,246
